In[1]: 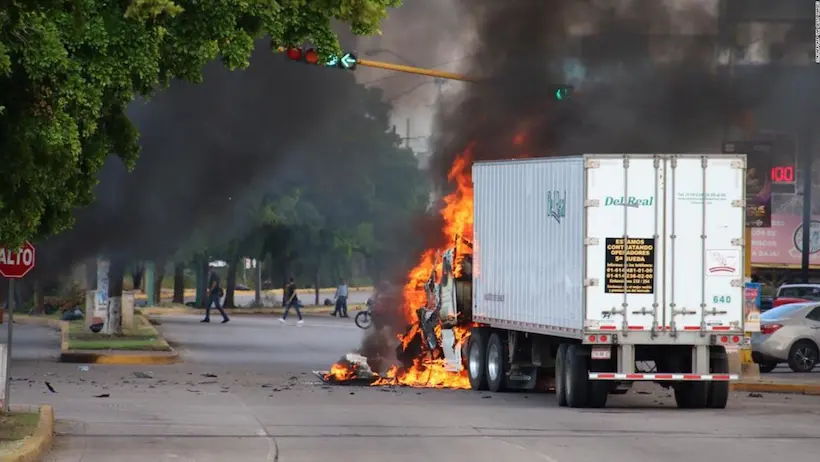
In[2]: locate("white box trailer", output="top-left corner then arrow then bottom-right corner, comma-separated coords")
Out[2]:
463,154 -> 745,409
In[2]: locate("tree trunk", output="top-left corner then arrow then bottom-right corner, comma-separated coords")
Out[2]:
314,267 -> 320,306
198,258 -> 209,308
131,263 -> 144,292
154,260 -> 166,304
33,278 -> 44,315
280,259 -> 288,307
225,257 -> 238,308
106,258 -> 125,335
172,262 -> 185,304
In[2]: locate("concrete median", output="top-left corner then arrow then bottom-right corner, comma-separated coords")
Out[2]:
58,318 -> 181,365
0,405 -> 54,462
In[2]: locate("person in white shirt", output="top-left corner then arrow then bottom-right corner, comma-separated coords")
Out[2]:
333,280 -> 349,318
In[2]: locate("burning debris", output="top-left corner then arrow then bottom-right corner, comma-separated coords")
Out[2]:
317,354 -> 380,385
322,143 -> 503,390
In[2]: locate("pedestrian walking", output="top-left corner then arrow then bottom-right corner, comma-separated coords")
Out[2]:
201,269 -> 229,323
280,277 -> 304,325
332,279 -> 349,318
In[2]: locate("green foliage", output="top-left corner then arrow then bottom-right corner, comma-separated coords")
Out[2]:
0,0 -> 400,247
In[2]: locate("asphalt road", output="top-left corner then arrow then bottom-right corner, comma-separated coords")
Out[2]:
4,320 -> 820,461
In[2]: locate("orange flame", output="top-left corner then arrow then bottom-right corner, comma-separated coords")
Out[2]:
326,129 -> 530,389
323,362 -> 358,382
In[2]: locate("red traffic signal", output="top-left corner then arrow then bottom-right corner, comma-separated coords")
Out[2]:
285,48 -> 302,60
304,48 -> 319,64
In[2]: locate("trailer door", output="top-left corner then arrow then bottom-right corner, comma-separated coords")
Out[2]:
664,156 -> 745,333
584,155 -> 664,332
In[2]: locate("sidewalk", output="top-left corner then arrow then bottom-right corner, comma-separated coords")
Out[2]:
731,372 -> 820,395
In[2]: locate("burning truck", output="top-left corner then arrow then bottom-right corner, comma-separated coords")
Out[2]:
326,153 -> 746,409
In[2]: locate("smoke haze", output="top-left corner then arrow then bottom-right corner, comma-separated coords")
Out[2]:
37,34 -> 370,273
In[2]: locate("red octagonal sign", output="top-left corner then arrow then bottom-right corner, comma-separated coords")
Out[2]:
0,241 -> 36,278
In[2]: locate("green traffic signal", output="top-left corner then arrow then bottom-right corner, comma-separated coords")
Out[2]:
554,86 -> 571,101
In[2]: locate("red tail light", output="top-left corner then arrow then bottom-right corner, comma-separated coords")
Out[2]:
761,324 -> 783,335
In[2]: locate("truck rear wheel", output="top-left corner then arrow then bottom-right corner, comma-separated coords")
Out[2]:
555,344 -> 568,407
565,344 -> 589,408
486,332 -> 508,392
586,381 -> 609,408
674,382 -> 708,409
467,328 -> 489,390
706,348 -> 729,409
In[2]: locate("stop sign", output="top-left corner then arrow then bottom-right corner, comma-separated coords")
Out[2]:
0,242 -> 36,278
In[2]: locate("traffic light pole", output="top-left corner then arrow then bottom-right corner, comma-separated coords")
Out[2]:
356,58 -> 474,82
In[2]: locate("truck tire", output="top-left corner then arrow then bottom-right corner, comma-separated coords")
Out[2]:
706,348 -> 729,409
586,381 -> 609,408
467,329 -> 489,390
674,382 -> 708,409
565,344 -> 589,408
555,344 -> 568,407
486,332 -> 508,392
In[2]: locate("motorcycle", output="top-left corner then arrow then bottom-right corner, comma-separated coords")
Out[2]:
355,297 -> 374,329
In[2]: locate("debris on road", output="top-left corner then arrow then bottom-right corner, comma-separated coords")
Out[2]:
45,382 -> 57,393
94,393 -> 110,398
201,373 -> 218,378
133,371 -> 154,379
316,353 -> 380,385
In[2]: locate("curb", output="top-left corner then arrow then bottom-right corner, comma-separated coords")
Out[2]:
0,405 -> 55,462
730,381 -> 820,396
58,319 -> 181,365
10,316 -> 61,329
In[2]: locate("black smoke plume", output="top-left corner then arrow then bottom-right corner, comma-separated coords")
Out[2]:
361,0 -> 816,365
430,0 -> 749,186
36,35 -> 368,274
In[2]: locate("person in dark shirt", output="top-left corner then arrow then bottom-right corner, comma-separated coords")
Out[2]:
280,277 -> 304,325
202,270 -> 229,323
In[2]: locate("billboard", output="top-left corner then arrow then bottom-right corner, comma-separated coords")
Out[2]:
751,213 -> 820,267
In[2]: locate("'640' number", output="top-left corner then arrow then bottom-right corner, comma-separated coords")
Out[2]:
712,295 -> 732,304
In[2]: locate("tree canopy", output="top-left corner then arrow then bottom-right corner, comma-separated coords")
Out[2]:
0,0 -> 399,247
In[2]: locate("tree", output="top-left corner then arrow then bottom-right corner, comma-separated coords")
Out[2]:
0,0 -> 400,249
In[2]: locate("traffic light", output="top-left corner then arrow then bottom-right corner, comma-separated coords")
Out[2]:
551,85 -> 573,101
282,47 -> 357,70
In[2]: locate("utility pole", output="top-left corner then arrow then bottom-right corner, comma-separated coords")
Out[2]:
2,280 -> 14,413
800,112 -> 814,282
405,118 -> 411,148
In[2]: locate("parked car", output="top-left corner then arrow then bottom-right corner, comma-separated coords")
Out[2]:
759,295 -> 774,312
234,283 -> 250,291
751,302 -> 820,373
772,284 -> 820,308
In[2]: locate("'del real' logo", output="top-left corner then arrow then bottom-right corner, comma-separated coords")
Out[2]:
548,190 -> 566,223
